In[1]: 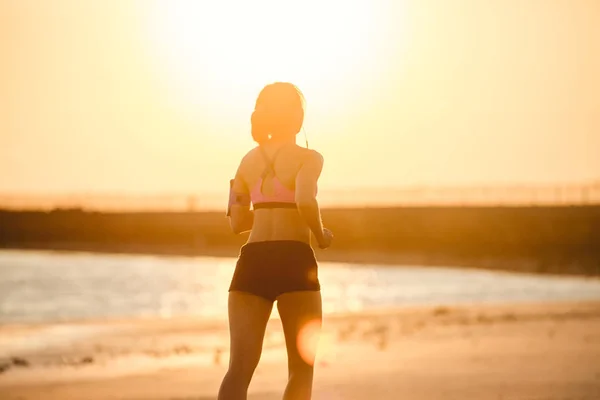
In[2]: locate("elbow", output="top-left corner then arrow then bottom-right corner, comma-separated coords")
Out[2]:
231,223 -> 247,235
296,196 -> 317,211
229,215 -> 252,235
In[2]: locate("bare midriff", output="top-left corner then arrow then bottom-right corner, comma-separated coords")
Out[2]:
247,208 -> 311,245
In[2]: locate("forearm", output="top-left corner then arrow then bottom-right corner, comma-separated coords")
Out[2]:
297,198 -> 325,243
230,211 -> 254,234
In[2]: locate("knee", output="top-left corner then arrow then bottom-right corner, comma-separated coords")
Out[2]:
226,359 -> 259,385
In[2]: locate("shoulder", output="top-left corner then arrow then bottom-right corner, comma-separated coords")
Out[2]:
298,148 -> 324,176
237,147 -> 259,168
301,148 -> 324,165
244,147 -> 261,161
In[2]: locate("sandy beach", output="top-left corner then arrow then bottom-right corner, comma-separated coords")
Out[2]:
1,300 -> 599,400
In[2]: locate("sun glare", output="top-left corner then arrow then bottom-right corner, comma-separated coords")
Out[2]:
146,0 -> 379,123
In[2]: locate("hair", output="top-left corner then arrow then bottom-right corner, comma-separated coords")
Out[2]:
251,82 -> 305,144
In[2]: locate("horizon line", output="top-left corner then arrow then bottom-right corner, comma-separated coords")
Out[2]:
0,179 -> 599,198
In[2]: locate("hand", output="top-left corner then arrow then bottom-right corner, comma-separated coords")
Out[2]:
318,228 -> 333,249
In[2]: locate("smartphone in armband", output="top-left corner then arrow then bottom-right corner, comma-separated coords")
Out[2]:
226,179 -> 250,216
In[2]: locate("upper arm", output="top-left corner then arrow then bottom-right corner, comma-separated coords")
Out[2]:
295,150 -> 324,205
231,162 -> 249,199
228,160 -> 251,221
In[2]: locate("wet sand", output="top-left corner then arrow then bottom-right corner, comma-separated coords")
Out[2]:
1,301 -> 599,400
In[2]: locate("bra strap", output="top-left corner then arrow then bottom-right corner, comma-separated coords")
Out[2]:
259,145 -> 284,179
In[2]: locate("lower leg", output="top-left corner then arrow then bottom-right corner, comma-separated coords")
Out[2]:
217,368 -> 253,400
282,366 -> 314,400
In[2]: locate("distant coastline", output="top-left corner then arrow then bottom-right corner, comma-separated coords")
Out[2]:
1,205 -> 599,276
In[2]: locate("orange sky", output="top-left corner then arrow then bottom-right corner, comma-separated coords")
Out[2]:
1,0 -> 599,198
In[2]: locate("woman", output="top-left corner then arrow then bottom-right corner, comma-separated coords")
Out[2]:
218,82 -> 333,400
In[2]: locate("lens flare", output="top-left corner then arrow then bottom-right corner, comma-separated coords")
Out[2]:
297,318 -> 322,366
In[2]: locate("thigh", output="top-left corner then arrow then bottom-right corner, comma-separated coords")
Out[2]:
276,291 -> 323,368
228,291 -> 274,370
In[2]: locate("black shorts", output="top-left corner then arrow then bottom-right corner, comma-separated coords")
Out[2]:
229,240 -> 321,302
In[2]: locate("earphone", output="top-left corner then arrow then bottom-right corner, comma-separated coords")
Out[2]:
302,126 -> 309,149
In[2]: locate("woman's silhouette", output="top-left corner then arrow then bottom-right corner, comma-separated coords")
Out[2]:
218,82 -> 332,400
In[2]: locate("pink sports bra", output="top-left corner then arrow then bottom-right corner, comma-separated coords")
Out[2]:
251,146 -> 315,210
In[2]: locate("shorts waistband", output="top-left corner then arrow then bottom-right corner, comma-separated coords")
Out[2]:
240,240 -> 313,254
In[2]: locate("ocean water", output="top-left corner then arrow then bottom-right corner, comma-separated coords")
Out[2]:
0,249 -> 599,324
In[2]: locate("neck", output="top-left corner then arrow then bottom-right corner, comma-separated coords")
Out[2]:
268,135 -> 296,145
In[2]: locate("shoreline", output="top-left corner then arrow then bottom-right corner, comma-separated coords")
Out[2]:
1,300 -> 599,399
1,242 -> 598,277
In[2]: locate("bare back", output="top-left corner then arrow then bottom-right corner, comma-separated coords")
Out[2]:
234,142 -> 321,244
